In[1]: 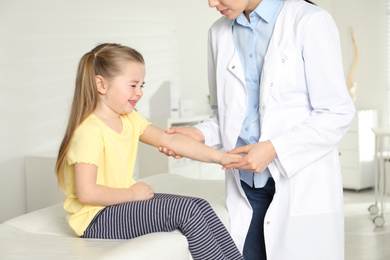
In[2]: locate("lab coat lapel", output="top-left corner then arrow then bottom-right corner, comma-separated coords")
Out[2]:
228,50 -> 245,86
262,41 -> 283,95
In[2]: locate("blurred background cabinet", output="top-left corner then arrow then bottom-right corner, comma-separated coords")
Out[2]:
338,110 -> 378,190
25,153 -> 61,212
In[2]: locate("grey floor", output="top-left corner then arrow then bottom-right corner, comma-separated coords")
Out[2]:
344,188 -> 390,260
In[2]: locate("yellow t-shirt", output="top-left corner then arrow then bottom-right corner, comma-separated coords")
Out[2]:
63,111 -> 150,236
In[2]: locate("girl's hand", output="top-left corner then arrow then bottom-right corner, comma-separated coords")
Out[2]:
129,182 -> 154,201
158,127 -> 205,159
222,141 -> 277,173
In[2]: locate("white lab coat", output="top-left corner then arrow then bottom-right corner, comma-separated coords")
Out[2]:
195,0 -> 356,259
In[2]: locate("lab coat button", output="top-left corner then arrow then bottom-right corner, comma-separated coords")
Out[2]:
281,59 -> 285,63
266,221 -> 270,225
270,83 -> 274,87
232,65 -> 235,69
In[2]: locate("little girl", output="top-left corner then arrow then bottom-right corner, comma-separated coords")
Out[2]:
55,43 -> 243,260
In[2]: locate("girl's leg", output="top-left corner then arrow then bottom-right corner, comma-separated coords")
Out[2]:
82,193 -> 243,260
186,196 -> 243,259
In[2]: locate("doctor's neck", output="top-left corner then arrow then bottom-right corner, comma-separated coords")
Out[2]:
243,0 -> 316,20
244,0 -> 262,21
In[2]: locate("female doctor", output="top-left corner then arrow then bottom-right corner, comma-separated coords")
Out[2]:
160,0 -> 356,259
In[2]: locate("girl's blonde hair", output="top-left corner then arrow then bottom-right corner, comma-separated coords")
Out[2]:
55,43 -> 144,190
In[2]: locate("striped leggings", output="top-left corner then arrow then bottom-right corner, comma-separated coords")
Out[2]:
81,193 -> 243,260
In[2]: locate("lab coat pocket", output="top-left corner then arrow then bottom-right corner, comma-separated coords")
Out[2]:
289,164 -> 340,216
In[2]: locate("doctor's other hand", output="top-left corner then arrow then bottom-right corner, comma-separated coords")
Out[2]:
222,141 -> 277,173
158,127 -> 205,159
220,153 -> 243,167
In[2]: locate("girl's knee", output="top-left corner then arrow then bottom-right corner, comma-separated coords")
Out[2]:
193,197 -> 211,207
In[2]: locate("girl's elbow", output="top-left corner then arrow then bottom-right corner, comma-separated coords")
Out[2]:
76,190 -> 94,204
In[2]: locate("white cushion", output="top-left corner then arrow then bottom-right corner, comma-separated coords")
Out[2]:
1,174 -> 228,260
4,174 -> 228,235
3,203 -> 75,237
0,224 -> 190,260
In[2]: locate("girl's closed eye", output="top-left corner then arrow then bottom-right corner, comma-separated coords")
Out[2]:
130,82 -> 144,88
131,85 -> 144,89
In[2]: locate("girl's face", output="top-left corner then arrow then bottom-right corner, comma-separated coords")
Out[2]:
208,0 -> 261,19
99,61 -> 145,116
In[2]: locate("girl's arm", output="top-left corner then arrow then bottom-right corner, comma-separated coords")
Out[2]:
139,125 -> 242,165
74,163 -> 154,206
159,126 -> 205,159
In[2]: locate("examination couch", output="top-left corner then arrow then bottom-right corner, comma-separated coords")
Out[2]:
0,174 -> 229,260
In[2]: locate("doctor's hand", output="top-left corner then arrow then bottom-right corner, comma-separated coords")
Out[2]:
223,141 -> 277,173
158,127 -> 205,159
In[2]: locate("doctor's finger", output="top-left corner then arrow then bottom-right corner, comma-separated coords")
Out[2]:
225,160 -> 266,173
165,127 -> 181,134
166,127 -> 205,142
222,160 -> 249,170
158,146 -> 183,159
227,146 -> 249,155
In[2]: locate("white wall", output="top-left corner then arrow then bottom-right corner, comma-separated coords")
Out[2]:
0,0 -> 387,222
0,0 -> 219,222
329,0 -> 388,126
177,5 -> 220,112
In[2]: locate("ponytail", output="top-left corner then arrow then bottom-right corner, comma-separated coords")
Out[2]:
55,52 -> 98,190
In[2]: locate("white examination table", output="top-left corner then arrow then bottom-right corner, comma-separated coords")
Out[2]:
0,174 -> 229,260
